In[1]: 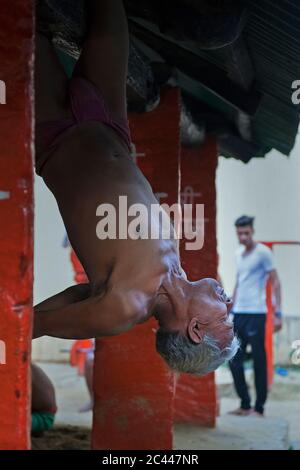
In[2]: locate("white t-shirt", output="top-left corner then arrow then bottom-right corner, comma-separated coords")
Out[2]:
233,243 -> 275,314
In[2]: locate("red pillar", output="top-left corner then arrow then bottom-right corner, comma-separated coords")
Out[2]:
92,88 -> 180,450
261,241 -> 300,387
70,249 -> 88,284
0,0 -> 34,450
265,277 -> 274,388
174,137 -> 218,427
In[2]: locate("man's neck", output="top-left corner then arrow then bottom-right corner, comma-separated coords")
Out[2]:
245,241 -> 256,252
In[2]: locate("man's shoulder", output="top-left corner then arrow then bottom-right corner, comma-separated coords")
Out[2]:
235,246 -> 244,257
256,243 -> 273,256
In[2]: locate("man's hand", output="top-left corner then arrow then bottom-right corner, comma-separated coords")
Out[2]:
33,283 -> 147,340
33,284 -> 92,339
273,312 -> 283,333
34,284 -> 91,313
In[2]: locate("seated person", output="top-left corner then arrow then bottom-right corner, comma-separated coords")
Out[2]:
31,363 -> 57,436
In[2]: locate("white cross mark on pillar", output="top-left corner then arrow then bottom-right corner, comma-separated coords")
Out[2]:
0,80 -> 6,104
180,186 -> 202,206
130,142 -> 146,164
180,186 -> 209,231
155,192 -> 168,203
131,144 -> 169,206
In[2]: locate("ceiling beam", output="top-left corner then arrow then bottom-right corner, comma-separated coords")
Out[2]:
129,18 -> 261,116
224,37 -> 255,91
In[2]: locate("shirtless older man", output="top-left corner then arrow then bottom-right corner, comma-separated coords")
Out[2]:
34,0 -> 238,375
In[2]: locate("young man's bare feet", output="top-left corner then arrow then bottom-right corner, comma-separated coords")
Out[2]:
250,410 -> 264,417
228,407 -> 253,416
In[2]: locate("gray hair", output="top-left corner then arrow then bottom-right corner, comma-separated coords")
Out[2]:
156,329 -> 240,376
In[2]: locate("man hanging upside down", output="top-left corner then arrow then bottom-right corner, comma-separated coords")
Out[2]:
34,0 -> 238,375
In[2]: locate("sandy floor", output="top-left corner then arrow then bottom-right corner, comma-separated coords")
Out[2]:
32,426 -> 91,450
31,362 -> 300,450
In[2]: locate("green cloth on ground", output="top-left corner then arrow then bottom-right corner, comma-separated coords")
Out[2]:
32,412 -> 55,433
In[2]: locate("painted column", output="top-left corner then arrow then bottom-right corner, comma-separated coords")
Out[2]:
174,137 -> 218,427
0,0 -> 34,450
92,88 -> 180,450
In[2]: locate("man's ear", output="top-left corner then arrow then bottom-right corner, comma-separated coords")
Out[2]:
187,318 -> 205,344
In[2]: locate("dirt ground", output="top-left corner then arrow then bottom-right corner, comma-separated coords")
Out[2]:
31,363 -> 300,450
32,426 -> 91,450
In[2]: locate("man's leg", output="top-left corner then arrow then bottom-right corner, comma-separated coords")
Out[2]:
35,32 -> 71,124
229,315 -> 251,412
73,0 -> 129,121
248,315 -> 267,415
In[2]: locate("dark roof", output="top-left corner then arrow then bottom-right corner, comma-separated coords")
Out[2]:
126,0 -> 300,161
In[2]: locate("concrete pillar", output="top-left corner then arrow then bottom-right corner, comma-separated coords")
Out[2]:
174,137 -> 218,427
0,0 -> 34,449
92,88 -> 180,450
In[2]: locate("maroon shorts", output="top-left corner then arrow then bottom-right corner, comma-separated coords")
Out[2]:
35,76 -> 131,175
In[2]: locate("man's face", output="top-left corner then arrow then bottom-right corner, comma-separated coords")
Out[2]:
236,225 -> 254,247
186,278 -> 234,348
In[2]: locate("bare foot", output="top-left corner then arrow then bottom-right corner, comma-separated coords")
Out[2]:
228,407 -> 252,416
250,410 -> 264,417
78,401 -> 93,413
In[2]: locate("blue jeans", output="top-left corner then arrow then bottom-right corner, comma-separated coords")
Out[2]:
229,314 -> 267,414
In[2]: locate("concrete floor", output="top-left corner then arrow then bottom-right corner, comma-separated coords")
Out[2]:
36,362 -> 300,450
216,366 -> 300,449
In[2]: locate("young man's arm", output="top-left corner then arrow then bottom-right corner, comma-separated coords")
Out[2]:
269,269 -> 282,332
33,285 -> 147,340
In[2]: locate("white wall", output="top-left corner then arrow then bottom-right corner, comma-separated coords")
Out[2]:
216,133 -> 300,318
216,133 -> 300,364
33,177 -> 74,303
32,177 -> 74,361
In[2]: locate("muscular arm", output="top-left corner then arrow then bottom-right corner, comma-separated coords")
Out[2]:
35,284 -> 91,312
33,285 -> 148,340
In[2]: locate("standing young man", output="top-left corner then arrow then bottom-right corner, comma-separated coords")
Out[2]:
229,215 -> 282,416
